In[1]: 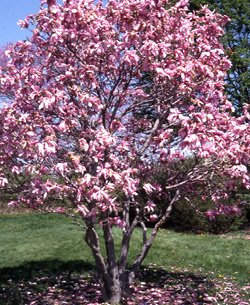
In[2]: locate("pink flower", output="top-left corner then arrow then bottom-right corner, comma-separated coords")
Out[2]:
145,200 -> 156,213
77,205 -> 89,217
149,214 -> 158,222
55,163 -> 68,176
54,207 -> 65,214
0,177 -> 8,187
79,138 -> 89,151
143,183 -> 155,194
111,217 -> 126,229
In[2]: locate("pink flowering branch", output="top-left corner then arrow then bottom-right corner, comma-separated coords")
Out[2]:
0,0 -> 249,303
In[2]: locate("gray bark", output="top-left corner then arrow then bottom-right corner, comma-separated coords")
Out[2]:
129,190 -> 180,284
84,191 -> 180,303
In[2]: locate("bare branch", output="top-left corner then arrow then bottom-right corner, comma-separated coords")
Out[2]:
85,225 -> 112,287
129,190 -> 180,283
140,221 -> 147,244
140,118 -> 160,155
118,214 -> 139,273
103,221 -> 118,278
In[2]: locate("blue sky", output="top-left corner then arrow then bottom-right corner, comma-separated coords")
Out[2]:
0,1 -> 41,47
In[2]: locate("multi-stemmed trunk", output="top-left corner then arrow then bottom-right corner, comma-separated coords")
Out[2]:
84,192 -> 179,304
85,224 -> 123,304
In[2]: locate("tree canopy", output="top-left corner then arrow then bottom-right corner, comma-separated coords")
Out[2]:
189,0 -> 250,115
0,0 -> 249,303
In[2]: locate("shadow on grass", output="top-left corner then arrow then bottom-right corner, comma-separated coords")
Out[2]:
0,259 -> 94,282
138,265 -> 214,286
0,260 -> 97,305
0,261 -> 217,305
129,267 -> 216,305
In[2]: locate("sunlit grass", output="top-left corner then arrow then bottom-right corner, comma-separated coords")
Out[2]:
0,213 -> 249,285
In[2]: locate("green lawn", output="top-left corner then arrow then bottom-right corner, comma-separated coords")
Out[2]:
0,213 -> 249,286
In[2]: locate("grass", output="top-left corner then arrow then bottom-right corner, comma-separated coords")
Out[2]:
0,213 -> 93,270
0,212 -> 249,286
144,229 -> 250,284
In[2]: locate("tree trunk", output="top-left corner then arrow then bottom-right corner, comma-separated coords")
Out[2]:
85,223 -> 124,304
100,275 -> 122,304
84,192 -> 180,304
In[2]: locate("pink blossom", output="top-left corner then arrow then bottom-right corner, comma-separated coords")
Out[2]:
0,177 -> 8,187
54,207 -> 65,214
77,205 -> 89,217
145,200 -> 156,213
55,162 -> 68,176
0,0 -> 249,301
79,138 -> 89,151
143,183 -> 155,194
149,214 -> 158,222
111,217 -> 126,229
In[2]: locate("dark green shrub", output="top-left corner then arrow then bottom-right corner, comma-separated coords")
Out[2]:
166,200 -> 248,234
166,200 -> 210,233
208,214 -> 246,234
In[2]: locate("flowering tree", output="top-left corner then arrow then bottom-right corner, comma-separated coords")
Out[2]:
0,44 -> 14,104
189,0 -> 250,115
0,0 -> 249,303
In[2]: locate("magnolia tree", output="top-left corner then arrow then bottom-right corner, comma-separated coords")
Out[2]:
0,0 -> 249,303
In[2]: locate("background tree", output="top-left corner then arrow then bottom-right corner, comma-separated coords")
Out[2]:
189,0 -> 250,115
0,0 -> 249,303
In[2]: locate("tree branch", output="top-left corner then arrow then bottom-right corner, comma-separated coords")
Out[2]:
85,225 -> 112,286
128,190 -> 180,284
118,213 -> 139,273
140,118 -> 160,155
140,221 -> 147,244
103,221 -> 118,278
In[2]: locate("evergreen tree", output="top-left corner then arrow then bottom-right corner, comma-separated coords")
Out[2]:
189,0 -> 250,115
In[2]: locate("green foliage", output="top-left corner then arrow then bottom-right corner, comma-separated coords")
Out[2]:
189,0 -> 250,115
139,158 -> 249,234
167,200 -> 210,233
167,200 -> 249,234
209,213 -> 246,234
